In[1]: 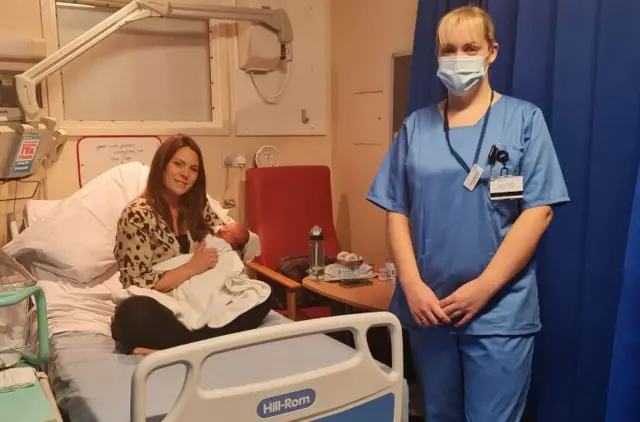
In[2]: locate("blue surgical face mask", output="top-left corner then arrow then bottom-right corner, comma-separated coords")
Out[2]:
437,52 -> 490,96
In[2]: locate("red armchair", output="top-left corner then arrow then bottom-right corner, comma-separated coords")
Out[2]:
245,165 -> 341,321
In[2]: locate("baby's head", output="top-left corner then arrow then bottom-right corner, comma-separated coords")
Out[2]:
216,222 -> 250,251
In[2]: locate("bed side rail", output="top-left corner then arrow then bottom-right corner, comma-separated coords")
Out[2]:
132,312 -> 404,422
7,211 -> 19,240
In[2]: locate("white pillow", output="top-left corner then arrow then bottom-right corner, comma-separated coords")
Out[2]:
3,162 -> 150,283
23,200 -> 61,227
3,163 -> 261,284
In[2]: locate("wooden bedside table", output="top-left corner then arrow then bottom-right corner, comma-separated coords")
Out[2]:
302,277 -> 395,312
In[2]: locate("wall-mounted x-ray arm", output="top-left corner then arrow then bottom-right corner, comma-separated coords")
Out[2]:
14,0 -> 294,123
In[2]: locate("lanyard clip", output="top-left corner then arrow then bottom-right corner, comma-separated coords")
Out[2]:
488,145 -> 499,165
488,145 -> 509,166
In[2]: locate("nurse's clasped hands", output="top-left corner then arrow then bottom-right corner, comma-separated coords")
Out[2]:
406,281 -> 451,326
440,278 -> 497,327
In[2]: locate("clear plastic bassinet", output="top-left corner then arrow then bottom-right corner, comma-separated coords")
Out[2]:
0,249 -> 45,367
0,250 -> 37,293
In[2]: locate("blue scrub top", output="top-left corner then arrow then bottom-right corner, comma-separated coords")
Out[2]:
367,95 -> 570,336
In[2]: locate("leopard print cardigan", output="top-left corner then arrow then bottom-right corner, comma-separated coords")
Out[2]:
114,197 -> 224,289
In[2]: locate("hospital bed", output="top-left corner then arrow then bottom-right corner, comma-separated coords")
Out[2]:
11,198 -> 409,422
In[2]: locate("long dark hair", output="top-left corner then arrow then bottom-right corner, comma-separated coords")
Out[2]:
144,134 -> 211,241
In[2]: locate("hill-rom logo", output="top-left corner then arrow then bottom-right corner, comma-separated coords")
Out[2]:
257,389 -> 316,418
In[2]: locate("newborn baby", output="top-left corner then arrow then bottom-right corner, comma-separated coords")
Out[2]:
115,223 -> 267,332
113,221 -> 270,355
215,222 -> 250,252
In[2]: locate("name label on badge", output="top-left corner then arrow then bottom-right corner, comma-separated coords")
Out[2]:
463,164 -> 484,192
489,176 -> 524,200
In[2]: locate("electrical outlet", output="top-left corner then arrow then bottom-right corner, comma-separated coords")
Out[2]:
281,43 -> 293,61
223,154 -> 247,168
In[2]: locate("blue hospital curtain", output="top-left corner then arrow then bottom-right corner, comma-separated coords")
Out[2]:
408,0 -> 640,421
606,164 -> 640,422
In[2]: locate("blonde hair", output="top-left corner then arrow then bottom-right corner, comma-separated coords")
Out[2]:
436,6 -> 496,52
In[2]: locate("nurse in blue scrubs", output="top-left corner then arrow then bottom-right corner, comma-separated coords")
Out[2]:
367,6 -> 569,422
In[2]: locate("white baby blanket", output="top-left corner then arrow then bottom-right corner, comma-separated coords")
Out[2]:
112,235 -> 271,330
0,367 -> 37,392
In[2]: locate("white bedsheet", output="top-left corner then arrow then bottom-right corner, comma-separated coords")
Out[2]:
112,236 -> 271,330
35,273 -> 122,338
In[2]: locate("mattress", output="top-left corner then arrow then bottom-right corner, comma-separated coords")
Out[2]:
47,311 -> 408,422
19,200 -> 409,420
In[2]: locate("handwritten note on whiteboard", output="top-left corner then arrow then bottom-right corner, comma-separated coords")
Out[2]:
77,136 -> 161,187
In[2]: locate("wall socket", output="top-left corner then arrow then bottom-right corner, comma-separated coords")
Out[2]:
281,43 -> 293,61
223,154 -> 247,168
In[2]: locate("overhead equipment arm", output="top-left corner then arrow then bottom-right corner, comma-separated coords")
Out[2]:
15,0 -> 293,123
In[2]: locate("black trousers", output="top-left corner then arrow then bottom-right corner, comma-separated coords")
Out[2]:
111,293 -> 274,353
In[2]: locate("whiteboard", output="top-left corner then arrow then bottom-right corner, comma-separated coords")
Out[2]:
76,136 -> 161,187
234,0 -> 327,136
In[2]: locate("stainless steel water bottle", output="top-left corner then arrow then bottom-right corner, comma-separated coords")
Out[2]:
308,225 -> 325,280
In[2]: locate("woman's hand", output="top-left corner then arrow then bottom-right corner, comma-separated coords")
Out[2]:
405,282 -> 451,327
188,242 -> 219,275
439,279 -> 496,327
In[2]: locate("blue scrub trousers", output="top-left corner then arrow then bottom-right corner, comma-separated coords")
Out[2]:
409,327 -> 534,422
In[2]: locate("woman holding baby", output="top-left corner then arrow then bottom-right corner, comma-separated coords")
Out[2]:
110,134 -> 273,355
